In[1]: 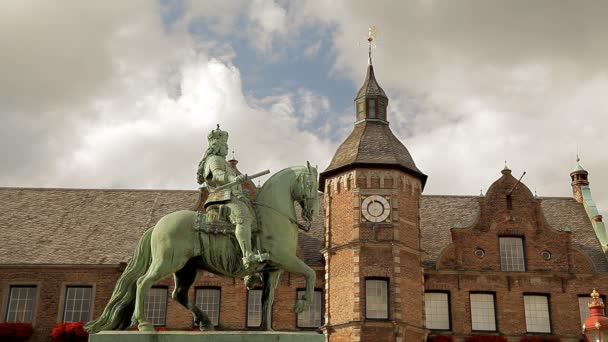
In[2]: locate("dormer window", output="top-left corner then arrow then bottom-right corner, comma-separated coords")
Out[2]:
357,99 -> 365,121
368,99 -> 376,118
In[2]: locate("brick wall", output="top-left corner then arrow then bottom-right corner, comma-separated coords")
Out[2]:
0,266 -> 323,342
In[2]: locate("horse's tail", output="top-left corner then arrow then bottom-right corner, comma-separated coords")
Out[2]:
84,227 -> 154,333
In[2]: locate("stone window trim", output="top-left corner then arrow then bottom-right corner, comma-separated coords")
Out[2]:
56,283 -> 96,323
425,290 -> 452,331
1,282 -> 41,326
295,288 -> 324,329
469,291 -> 498,333
523,293 -> 552,334
364,277 -> 390,321
498,235 -> 527,272
246,288 -> 263,328
145,286 -> 168,327
194,286 -> 221,327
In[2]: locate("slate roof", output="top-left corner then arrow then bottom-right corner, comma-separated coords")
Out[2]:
1,188 -> 605,272
419,195 -> 608,272
319,121 -> 427,190
355,65 -> 387,99
0,188 -> 324,266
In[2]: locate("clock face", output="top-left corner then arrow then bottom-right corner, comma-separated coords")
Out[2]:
361,195 -> 391,223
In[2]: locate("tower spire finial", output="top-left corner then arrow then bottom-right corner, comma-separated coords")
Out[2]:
367,25 -> 377,65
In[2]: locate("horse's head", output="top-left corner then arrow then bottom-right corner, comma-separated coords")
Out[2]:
296,162 -> 320,223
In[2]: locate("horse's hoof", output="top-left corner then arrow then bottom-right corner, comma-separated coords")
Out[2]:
199,325 -> 215,332
293,299 -> 308,313
138,321 -> 154,331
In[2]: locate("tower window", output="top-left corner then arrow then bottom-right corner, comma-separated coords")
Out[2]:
365,278 -> 388,319
499,237 -> 525,271
357,99 -> 365,120
368,99 -> 376,118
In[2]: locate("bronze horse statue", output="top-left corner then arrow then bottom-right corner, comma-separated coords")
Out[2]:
85,163 -> 319,332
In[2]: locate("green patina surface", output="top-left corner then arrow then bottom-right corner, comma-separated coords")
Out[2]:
580,185 -> 608,250
89,331 -> 325,342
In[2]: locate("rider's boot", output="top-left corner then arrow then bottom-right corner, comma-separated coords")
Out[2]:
235,223 -> 256,271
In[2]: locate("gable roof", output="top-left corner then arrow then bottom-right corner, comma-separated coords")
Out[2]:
1,188 -> 605,272
0,188 -> 324,266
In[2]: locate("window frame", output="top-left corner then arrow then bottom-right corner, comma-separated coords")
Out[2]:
425,290 -> 452,331
4,285 -> 38,324
194,286 -> 221,327
295,288 -> 324,329
469,291 -> 498,332
498,235 -> 527,272
523,293 -> 552,334
364,277 -> 390,320
367,98 -> 376,118
62,285 -> 93,323
144,286 -> 168,327
246,288 -> 263,328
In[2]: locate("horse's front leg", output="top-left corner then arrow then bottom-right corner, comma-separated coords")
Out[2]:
261,270 -> 282,330
275,256 -> 315,313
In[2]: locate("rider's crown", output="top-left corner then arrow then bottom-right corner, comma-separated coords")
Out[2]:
208,124 -> 229,145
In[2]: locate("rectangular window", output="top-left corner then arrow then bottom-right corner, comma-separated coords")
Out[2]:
425,292 -> 450,330
524,295 -> 551,333
297,290 -> 323,328
365,278 -> 388,319
357,100 -> 365,120
368,99 -> 376,118
579,295 -> 605,329
470,293 -> 496,331
63,286 -> 92,322
500,237 -> 526,271
144,287 -> 167,326
247,289 -> 262,327
5,286 -> 37,323
195,288 -> 221,326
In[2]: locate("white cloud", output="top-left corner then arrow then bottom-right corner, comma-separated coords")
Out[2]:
0,0 -> 333,190
297,0 -> 608,213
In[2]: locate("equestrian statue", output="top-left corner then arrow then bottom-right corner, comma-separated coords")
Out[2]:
85,125 -> 320,332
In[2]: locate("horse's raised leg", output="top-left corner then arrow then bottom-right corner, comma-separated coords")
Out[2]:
261,270 -> 282,331
274,256 -> 315,313
173,262 -> 214,331
133,258 -> 181,331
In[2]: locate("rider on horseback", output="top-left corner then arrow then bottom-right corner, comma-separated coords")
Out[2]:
197,125 -> 259,271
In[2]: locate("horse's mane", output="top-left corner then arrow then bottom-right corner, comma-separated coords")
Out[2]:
256,165 -> 305,200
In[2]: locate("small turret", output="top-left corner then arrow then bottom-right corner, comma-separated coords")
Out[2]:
571,156 -> 590,203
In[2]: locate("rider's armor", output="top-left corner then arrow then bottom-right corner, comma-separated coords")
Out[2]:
197,126 -> 259,271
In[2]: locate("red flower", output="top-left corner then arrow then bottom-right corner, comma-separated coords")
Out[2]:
0,322 -> 34,341
51,322 -> 89,342
520,337 -> 561,342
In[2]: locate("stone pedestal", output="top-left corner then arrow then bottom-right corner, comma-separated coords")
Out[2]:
89,331 -> 325,342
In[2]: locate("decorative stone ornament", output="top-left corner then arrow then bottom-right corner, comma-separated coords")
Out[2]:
583,289 -> 608,342
360,195 -> 391,223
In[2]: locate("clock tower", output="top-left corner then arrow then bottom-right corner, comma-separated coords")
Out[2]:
319,42 -> 427,342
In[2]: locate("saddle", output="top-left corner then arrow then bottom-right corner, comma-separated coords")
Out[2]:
195,204 -> 259,235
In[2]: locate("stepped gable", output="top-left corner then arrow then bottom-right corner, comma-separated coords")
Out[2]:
419,194 -> 608,272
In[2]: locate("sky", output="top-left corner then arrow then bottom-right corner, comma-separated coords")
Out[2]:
1,0 -> 607,214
